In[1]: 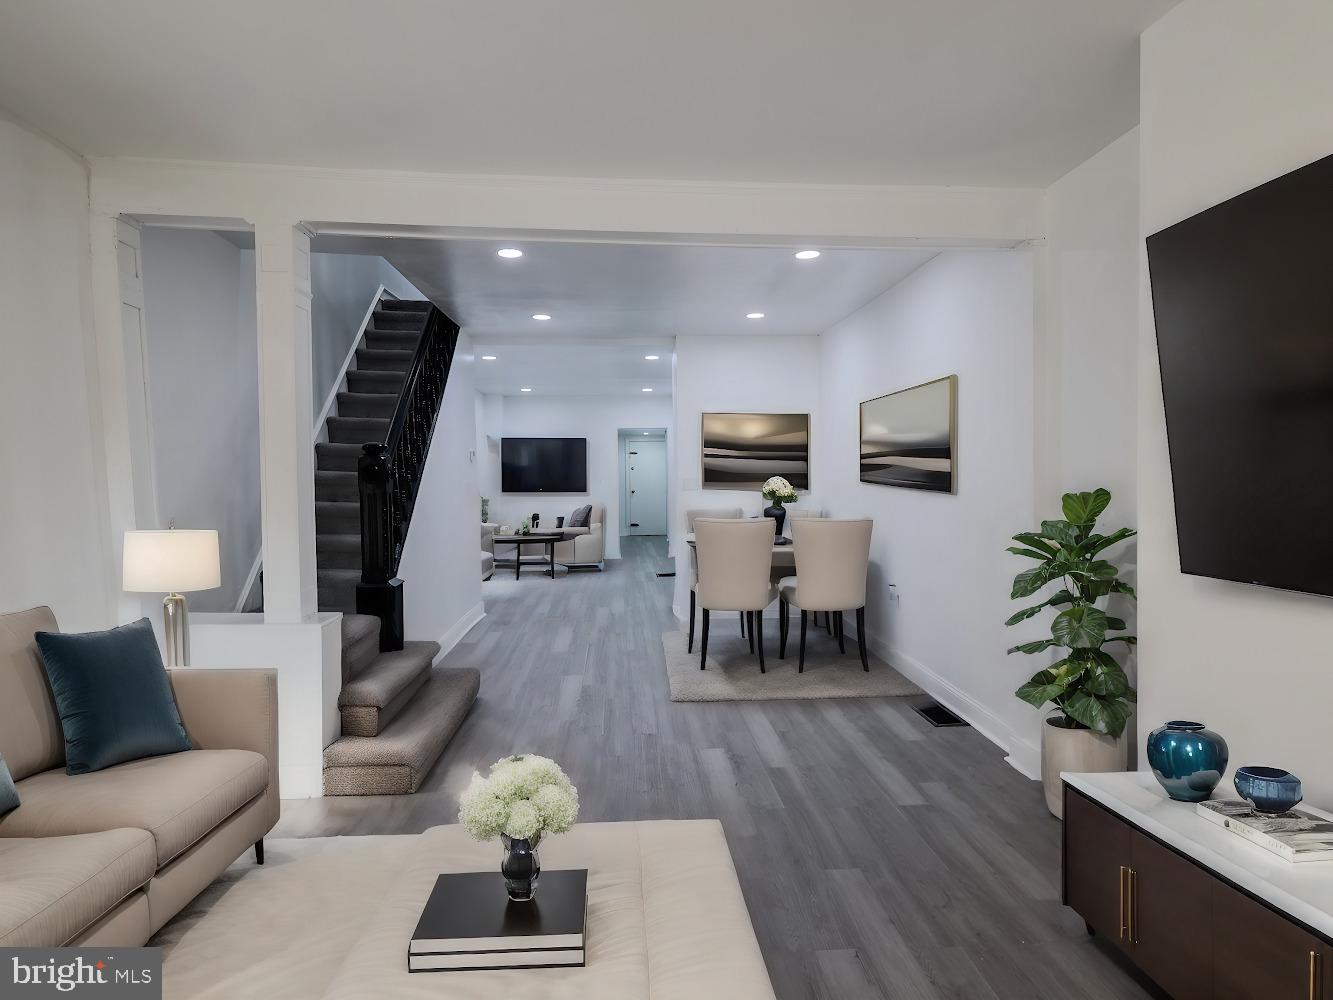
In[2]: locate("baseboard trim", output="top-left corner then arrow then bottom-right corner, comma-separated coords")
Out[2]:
433,601 -> 486,662
860,624 -> 1040,781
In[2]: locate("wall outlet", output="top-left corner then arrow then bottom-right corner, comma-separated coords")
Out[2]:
888,584 -> 900,605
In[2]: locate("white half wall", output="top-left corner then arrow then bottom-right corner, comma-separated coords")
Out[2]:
1138,1 -> 1333,806
140,227 -> 261,613
310,253 -> 421,419
477,392 -> 673,559
397,333 -> 485,655
816,251 -> 1039,774
0,115 -> 113,630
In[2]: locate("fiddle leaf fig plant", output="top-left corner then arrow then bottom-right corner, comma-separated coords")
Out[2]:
1006,488 -> 1137,738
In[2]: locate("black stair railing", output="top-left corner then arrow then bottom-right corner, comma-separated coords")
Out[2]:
356,305 -> 460,650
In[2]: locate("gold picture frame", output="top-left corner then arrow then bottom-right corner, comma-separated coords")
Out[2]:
858,375 -> 957,493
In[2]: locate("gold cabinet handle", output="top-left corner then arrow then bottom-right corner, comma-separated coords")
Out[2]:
1310,951 -> 1319,1000
1119,866 -> 1128,940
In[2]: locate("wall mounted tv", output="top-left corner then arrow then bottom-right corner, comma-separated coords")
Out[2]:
1146,150 -> 1333,598
501,438 -> 588,493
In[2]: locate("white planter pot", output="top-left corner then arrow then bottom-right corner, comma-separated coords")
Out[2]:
1041,715 -> 1126,819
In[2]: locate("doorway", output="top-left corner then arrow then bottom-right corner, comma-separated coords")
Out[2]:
620,429 -> 668,536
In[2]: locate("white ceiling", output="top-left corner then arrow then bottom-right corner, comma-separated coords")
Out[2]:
0,0 -> 1175,186
313,235 -> 937,395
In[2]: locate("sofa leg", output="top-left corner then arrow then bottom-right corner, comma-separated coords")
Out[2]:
254,839 -> 265,865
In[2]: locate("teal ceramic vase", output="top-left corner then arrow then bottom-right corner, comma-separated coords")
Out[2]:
1146,721 -> 1229,802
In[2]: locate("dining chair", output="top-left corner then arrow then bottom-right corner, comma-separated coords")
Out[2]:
685,507 -> 745,649
693,518 -> 777,672
778,518 -> 873,672
771,509 -> 833,632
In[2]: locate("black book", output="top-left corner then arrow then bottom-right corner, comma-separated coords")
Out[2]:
408,870 -> 588,973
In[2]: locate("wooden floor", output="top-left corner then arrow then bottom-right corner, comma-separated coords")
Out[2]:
275,537 -> 1159,1000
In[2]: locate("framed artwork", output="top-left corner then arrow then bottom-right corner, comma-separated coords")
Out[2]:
701,412 -> 810,490
859,375 -> 957,492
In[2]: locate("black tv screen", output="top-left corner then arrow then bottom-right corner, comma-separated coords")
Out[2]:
1147,150 -> 1333,598
501,438 -> 587,493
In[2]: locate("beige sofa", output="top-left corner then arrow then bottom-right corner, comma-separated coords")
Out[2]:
480,522 -> 495,580
0,606 -> 279,948
554,503 -> 606,569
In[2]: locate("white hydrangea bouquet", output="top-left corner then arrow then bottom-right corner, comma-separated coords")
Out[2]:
762,475 -> 799,506
459,754 -> 579,843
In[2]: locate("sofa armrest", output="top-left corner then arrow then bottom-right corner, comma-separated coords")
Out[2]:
168,668 -> 279,824
560,526 -> 592,536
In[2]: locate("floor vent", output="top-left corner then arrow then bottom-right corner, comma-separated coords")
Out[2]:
914,700 -> 970,728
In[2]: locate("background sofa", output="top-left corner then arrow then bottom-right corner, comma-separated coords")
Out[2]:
554,503 -> 606,569
0,606 -> 279,947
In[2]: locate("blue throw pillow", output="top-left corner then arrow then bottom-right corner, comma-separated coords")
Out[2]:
34,618 -> 191,775
0,755 -> 18,816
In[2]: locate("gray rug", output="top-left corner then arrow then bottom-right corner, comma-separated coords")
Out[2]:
662,626 -> 921,702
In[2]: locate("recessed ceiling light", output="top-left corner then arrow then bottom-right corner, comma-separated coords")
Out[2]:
746,312 -> 765,320
641,387 -> 653,392
497,248 -> 523,259
643,431 -> 650,435
520,387 -> 532,392
532,313 -> 551,321
481,355 -> 497,361
644,354 -> 660,361
794,249 -> 821,260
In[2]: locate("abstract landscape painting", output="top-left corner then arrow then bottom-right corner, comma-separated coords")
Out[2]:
859,375 -> 957,492
701,413 -> 810,490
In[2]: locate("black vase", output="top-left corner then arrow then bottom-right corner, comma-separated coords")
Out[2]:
763,504 -> 786,538
500,834 -> 542,901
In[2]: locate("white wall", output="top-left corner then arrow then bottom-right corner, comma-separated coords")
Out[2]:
397,334 -> 485,653
671,334 -> 822,615
310,252 -> 421,419
817,251 -> 1040,772
1138,1 -> 1333,806
0,115 -> 113,630
478,392 -> 673,559
140,227 -> 261,613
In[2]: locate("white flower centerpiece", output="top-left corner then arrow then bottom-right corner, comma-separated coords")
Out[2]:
458,754 -> 579,901
761,476 -> 799,541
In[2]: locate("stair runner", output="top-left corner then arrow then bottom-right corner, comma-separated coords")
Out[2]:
324,613 -> 479,796
313,297 -> 479,795
315,297 -> 430,613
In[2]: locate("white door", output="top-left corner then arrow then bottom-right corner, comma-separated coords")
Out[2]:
625,439 -> 667,535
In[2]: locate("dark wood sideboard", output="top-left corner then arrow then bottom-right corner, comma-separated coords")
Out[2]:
1064,781 -> 1333,999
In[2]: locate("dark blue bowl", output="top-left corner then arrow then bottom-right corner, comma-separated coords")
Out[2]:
1234,766 -> 1302,815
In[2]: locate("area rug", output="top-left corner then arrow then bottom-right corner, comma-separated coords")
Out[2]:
662,627 -> 921,702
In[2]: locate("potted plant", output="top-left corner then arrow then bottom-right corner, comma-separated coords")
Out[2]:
458,754 -> 579,901
1006,488 -> 1137,818
761,476 -> 799,538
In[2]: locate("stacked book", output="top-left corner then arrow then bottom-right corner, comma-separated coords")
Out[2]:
1196,800 -> 1333,863
408,870 -> 588,972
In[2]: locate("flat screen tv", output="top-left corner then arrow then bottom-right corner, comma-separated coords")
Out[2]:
701,412 -> 809,491
1146,150 -> 1333,598
501,438 -> 587,493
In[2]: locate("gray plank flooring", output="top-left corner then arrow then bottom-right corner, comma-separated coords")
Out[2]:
275,537 -> 1159,999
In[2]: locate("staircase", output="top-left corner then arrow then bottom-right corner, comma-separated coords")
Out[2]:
314,295 -> 479,795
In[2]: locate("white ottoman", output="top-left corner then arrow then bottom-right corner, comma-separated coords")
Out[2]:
321,821 -> 774,1000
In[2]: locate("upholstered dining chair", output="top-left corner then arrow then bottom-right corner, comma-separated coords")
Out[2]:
778,518 -> 874,672
771,509 -> 833,631
684,507 -> 746,646
693,518 -> 777,672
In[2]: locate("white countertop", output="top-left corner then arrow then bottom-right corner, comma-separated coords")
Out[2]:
1063,771 -> 1333,940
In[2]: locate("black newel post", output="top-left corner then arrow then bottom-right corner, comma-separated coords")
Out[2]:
356,442 -> 405,651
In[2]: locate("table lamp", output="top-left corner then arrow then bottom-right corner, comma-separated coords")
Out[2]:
123,528 -> 221,666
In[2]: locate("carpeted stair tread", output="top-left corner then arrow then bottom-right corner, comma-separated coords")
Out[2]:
377,299 -> 432,313
316,501 -> 359,534
315,442 -> 364,472
323,666 -> 480,795
346,370 -> 405,394
364,330 -> 421,351
318,568 -> 360,612
338,641 -> 439,737
315,470 -> 359,502
341,613 -> 382,680
370,309 -> 427,331
316,531 -> 361,570
327,415 -> 389,444
356,348 -> 415,372
336,392 -> 397,418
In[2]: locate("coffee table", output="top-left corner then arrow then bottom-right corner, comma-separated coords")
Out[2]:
492,532 -> 569,579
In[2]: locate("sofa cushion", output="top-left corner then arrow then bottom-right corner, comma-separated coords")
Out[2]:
0,829 -> 156,947
0,749 -> 268,867
568,504 -> 593,528
0,755 -> 17,817
35,618 -> 192,775
0,606 -> 64,782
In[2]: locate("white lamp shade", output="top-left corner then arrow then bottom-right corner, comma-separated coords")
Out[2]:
123,530 -> 221,593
